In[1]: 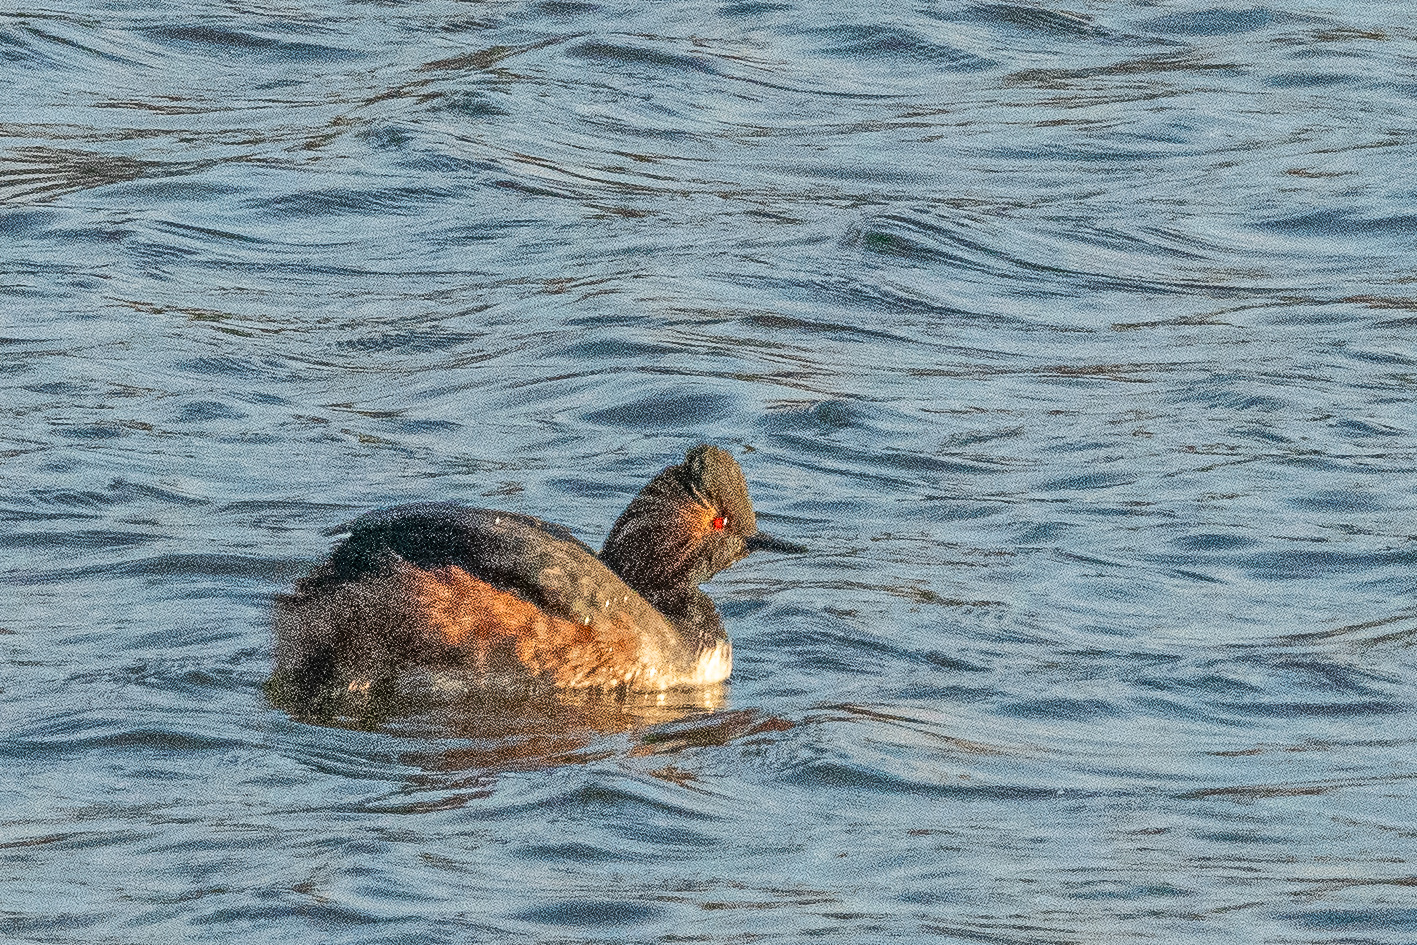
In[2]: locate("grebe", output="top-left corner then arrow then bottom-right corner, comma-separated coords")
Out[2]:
271,445 -> 802,702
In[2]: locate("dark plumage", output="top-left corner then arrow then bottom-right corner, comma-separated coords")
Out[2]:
271,445 -> 801,703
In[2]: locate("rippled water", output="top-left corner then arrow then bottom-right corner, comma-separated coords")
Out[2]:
5,1 -> 1417,941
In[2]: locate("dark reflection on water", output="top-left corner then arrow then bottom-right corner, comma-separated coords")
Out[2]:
5,0 -> 1417,941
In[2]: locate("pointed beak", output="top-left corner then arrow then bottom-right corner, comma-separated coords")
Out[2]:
744,531 -> 807,555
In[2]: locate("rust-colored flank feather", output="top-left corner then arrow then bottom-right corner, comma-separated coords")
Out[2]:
271,445 -> 800,703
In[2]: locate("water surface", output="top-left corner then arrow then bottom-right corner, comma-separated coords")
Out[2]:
4,1 -> 1416,942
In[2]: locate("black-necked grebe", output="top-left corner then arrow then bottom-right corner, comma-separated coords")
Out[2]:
271,445 -> 802,701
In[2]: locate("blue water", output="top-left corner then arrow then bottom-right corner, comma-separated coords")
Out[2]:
4,1 -> 1417,941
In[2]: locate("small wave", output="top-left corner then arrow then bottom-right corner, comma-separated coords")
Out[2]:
0,147 -> 212,203
336,328 -> 488,354
568,39 -> 721,77
513,898 -> 667,928
583,387 -> 736,430
1142,7 -> 1290,38
807,24 -> 993,71
8,551 -> 297,586
1256,208 -> 1417,241
142,23 -> 361,64
259,185 -> 461,218
1183,770 -> 1417,801
1242,546 -> 1417,583
849,207 -> 1298,306
958,3 -> 1116,40
783,757 -> 1069,801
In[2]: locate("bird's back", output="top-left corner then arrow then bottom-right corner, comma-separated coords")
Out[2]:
272,503 -> 727,700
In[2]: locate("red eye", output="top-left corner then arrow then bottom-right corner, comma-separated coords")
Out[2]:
711,515 -> 727,531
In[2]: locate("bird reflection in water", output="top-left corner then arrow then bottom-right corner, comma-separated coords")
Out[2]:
269,676 -> 791,795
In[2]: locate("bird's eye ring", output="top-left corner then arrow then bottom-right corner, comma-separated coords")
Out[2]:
711,515 -> 728,531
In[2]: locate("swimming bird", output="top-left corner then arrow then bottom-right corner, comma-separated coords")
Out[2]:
271,445 -> 802,703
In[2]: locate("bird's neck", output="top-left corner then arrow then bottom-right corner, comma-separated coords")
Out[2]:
640,584 -> 727,654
